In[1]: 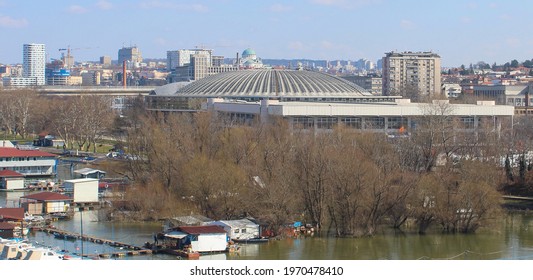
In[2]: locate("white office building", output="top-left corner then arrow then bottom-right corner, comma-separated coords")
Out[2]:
166,49 -> 212,71
23,43 -> 46,86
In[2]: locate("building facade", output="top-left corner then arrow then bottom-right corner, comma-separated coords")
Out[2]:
342,75 -> 383,95
100,56 -> 112,67
23,43 -> 46,86
166,49 -> 213,71
382,51 -> 441,97
0,145 -> 57,177
206,98 -> 513,134
118,46 -> 142,66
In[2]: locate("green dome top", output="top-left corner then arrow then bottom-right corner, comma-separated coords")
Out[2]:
242,48 -> 256,57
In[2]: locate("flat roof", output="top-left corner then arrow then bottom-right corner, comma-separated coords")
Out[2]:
210,100 -> 515,117
64,178 -> 99,183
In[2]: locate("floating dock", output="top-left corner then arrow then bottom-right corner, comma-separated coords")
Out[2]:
36,226 -> 152,257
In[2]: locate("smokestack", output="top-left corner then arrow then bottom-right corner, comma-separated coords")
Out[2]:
236,52 -> 239,68
122,60 -> 127,88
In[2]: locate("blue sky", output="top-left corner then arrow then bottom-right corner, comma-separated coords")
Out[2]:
1,0 -> 532,67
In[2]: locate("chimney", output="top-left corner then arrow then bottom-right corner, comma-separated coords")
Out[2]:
122,60 -> 127,88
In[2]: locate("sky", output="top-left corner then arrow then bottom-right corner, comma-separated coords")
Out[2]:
1,0 -> 533,67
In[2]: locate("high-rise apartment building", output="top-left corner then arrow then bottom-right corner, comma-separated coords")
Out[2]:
166,49 -> 213,71
190,53 -> 210,80
118,46 -> 142,65
100,56 -> 112,67
382,51 -> 441,97
23,43 -> 46,85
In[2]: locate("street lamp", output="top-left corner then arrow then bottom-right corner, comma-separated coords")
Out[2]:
80,208 -> 84,259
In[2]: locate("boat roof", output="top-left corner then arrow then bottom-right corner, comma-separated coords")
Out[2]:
178,225 -> 227,234
0,147 -> 56,158
0,169 -> 24,178
21,192 -> 73,201
215,218 -> 258,228
0,222 -> 17,230
0,208 -> 24,220
74,168 -> 106,175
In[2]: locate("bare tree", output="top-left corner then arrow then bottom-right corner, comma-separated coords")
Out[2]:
411,100 -> 458,172
0,89 -> 37,139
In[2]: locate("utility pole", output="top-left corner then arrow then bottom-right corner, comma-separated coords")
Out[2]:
80,208 -> 84,259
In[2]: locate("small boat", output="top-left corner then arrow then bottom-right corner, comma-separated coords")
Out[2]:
21,247 -> 66,260
53,232 -> 78,240
24,212 -> 45,223
232,238 -> 269,243
13,226 -> 30,237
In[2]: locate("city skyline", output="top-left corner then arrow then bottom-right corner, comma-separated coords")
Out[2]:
1,0 -> 532,67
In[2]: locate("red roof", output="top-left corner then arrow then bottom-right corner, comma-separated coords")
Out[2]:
0,208 -> 25,220
0,147 -> 56,158
0,222 -> 17,230
21,192 -> 72,201
0,169 -> 24,177
179,225 -> 227,234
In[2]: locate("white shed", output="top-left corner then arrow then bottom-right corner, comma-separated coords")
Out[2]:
0,170 -> 25,190
211,218 -> 260,241
63,178 -> 99,203
165,225 -> 228,253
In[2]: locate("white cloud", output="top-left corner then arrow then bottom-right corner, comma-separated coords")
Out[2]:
155,37 -> 167,46
96,0 -> 113,10
461,17 -> 472,24
320,41 -> 334,50
288,41 -> 306,51
68,5 -> 89,14
499,14 -> 511,20
139,1 -> 208,12
0,15 -> 28,28
269,3 -> 292,12
467,2 -> 478,9
400,19 -> 415,30
505,37 -> 521,48
311,0 -> 380,8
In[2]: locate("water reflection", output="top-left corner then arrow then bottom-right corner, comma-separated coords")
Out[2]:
3,191 -> 533,260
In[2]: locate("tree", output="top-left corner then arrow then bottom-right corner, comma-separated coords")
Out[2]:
292,131 -> 331,231
182,156 -> 249,220
82,95 -> 115,152
0,89 -> 37,139
410,100 -> 458,172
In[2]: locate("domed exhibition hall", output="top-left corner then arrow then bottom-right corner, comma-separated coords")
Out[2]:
148,69 -> 514,133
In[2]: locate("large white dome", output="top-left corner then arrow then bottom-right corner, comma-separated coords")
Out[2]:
172,69 -> 373,99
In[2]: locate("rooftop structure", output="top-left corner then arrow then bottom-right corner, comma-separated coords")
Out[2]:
0,146 -> 57,177
174,69 -> 376,100
239,48 -> 263,69
118,46 -> 142,66
382,51 -> 441,98
207,98 -> 514,133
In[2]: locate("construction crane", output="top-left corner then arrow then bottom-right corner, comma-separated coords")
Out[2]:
58,45 -> 96,68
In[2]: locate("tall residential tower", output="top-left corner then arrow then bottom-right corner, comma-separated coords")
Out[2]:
23,43 -> 46,85
382,51 -> 441,98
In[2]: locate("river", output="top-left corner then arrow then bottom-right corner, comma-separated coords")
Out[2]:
2,190 -> 533,260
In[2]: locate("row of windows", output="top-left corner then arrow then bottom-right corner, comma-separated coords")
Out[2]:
0,157 -> 40,162
8,166 -> 52,174
292,116 -> 487,130
293,117 -> 408,130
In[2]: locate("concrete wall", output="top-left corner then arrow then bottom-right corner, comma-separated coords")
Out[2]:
63,178 -> 99,203
192,233 -> 227,252
4,178 -> 25,190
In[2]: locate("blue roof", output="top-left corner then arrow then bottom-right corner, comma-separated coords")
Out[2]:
242,48 -> 256,56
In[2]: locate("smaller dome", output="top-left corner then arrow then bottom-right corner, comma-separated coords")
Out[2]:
242,48 -> 256,57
